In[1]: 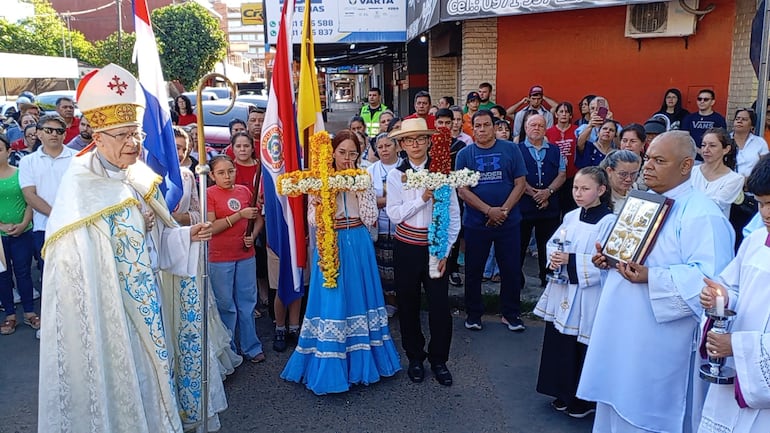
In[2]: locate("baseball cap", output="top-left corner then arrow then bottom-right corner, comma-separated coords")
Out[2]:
466,91 -> 481,102
644,116 -> 667,135
529,85 -> 544,96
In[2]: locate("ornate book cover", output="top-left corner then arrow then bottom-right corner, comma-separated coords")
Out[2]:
602,190 -> 674,267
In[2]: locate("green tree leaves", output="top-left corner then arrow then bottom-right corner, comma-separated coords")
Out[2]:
151,2 -> 227,89
94,32 -> 138,76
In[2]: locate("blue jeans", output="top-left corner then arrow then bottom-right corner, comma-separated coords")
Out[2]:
0,231 -> 35,315
209,257 -> 263,358
484,245 -> 499,278
464,226 -> 522,321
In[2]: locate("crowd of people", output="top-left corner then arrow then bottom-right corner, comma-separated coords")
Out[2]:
1,69 -> 770,432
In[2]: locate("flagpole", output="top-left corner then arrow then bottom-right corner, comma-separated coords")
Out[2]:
195,73 -> 236,433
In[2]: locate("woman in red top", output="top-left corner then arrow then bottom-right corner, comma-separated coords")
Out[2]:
207,155 -> 265,363
546,102 -> 579,213
229,132 -> 259,193
175,95 -> 197,126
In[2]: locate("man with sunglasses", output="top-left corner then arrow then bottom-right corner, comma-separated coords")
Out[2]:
36,64 -> 233,433
681,89 -> 727,159
18,113 -> 76,280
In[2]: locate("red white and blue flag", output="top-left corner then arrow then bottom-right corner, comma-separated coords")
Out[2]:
260,0 -> 307,303
133,0 -> 183,211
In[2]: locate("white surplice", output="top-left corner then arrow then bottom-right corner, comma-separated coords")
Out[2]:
534,207 -> 616,344
699,228 -> 770,433
577,180 -> 735,433
38,152 -> 229,433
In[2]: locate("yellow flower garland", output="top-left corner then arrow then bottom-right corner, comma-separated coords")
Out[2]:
276,131 -> 370,288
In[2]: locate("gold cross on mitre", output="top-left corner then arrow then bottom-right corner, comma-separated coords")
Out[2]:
277,130 -> 371,288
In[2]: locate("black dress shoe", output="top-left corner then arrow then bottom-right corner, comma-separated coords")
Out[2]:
407,361 -> 424,383
273,329 -> 287,353
431,363 -> 453,386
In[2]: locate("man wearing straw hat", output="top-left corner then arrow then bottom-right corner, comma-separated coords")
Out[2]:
37,64 -> 230,432
386,117 -> 461,386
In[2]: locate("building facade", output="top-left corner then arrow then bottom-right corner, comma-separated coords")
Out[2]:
420,0 -> 762,125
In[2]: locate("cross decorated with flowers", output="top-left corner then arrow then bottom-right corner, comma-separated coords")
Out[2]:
277,130 -> 372,288
401,127 -> 480,277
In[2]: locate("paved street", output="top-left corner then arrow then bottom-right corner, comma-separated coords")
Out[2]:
2,307 -> 593,433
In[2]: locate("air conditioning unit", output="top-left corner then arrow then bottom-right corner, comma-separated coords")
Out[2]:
624,0 -> 698,39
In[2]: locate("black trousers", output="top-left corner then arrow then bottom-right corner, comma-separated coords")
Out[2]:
536,322 -> 589,407
520,216 -> 561,284
393,240 -> 453,365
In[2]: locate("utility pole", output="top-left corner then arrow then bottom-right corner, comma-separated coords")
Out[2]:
117,0 -> 123,56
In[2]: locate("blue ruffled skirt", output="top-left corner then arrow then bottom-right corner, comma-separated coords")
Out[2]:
280,225 -> 402,395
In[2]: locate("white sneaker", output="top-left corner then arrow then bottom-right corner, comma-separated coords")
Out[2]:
33,289 -> 41,300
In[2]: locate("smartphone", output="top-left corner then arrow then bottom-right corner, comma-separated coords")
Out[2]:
597,106 -> 608,119
596,98 -> 608,119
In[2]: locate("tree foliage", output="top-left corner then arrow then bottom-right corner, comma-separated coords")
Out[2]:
152,2 -> 228,89
0,0 -> 98,65
94,32 -> 138,76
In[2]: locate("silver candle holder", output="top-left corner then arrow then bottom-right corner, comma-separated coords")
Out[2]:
547,238 -> 571,285
699,307 -> 737,385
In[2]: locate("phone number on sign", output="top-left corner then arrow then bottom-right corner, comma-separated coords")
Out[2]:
292,28 -> 334,36
291,20 -> 334,37
446,0 -> 562,14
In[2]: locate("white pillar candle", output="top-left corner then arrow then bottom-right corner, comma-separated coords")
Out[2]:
715,291 -> 725,317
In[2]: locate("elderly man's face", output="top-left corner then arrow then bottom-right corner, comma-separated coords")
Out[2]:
524,115 -> 547,142
642,135 -> 692,193
95,126 -> 145,169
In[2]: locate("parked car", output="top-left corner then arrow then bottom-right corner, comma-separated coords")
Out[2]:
36,90 -> 81,117
235,94 -> 267,110
178,91 -> 218,111
200,99 -> 256,148
203,86 -> 232,100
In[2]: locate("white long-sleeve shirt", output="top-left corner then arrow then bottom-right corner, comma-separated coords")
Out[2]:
385,159 -> 461,257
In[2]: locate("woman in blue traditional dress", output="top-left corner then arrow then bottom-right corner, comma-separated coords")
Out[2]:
281,129 -> 401,395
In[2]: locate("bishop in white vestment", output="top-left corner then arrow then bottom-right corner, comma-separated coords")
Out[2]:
38,64 -> 229,433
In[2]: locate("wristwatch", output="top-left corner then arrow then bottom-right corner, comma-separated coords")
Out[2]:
548,188 -> 555,195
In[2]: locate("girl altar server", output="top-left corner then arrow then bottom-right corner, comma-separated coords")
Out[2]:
534,166 -> 616,418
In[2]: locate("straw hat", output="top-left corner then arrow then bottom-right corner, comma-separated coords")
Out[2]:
76,63 -> 145,132
388,117 -> 436,139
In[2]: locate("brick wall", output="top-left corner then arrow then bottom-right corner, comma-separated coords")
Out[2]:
461,18 -> 498,106
726,0 -> 759,117
428,46 -> 458,106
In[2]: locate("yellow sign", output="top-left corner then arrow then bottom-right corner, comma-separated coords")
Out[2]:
241,3 -> 263,26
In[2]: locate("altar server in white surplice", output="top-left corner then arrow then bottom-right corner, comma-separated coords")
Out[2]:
578,131 -> 735,433
698,155 -> 770,433
38,64 -> 229,433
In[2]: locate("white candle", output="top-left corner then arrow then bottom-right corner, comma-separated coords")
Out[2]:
715,291 -> 725,317
560,229 -> 567,242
